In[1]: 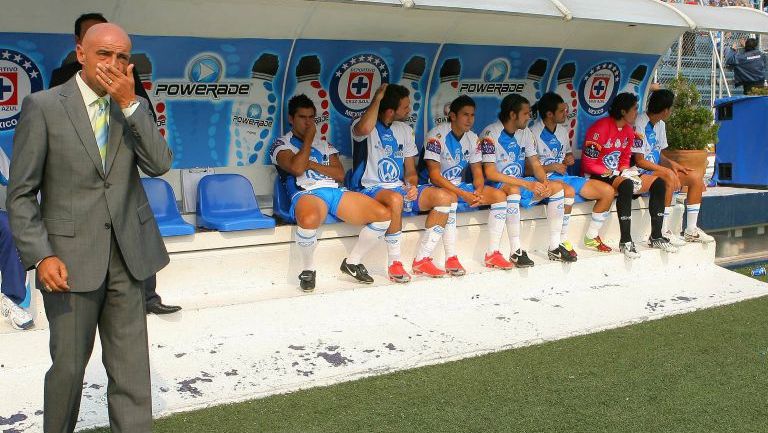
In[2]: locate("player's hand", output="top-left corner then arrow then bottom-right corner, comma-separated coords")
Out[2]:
303,121 -> 317,146
528,181 -> 546,197
38,256 -> 70,293
674,163 -> 693,175
563,154 -> 576,166
96,63 -> 136,109
373,84 -> 388,101
666,168 -> 681,192
460,190 -> 481,207
404,184 -> 418,201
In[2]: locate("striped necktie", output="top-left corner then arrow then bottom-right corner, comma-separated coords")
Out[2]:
94,97 -> 109,168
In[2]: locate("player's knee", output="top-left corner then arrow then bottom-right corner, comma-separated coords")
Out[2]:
433,188 -> 454,207
381,190 -> 403,211
296,210 -> 322,229
617,178 -> 634,197
487,187 -> 506,203
371,202 -> 391,222
650,177 -> 666,194
549,182 -> 564,195
504,184 -> 520,196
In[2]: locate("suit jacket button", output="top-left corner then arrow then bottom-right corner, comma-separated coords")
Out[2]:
105,182 -> 111,189
105,223 -> 112,230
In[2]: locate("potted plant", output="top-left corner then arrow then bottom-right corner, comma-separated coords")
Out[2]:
662,75 -> 719,177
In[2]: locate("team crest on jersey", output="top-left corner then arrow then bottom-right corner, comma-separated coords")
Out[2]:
0,49 -> 44,132
632,137 -> 644,151
603,151 -> 621,170
330,54 -> 389,119
480,137 -> 495,155
426,138 -> 441,154
579,62 -> 621,117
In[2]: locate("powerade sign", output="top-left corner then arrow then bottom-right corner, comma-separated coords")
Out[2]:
0,33 -> 656,170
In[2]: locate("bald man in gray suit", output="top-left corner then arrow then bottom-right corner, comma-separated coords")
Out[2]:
7,23 -> 171,433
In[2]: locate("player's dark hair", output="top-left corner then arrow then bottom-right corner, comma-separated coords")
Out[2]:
498,94 -> 530,122
288,94 -> 316,117
449,95 -> 475,114
646,89 -> 675,114
378,84 -> 410,116
75,13 -> 108,38
745,38 -> 759,52
608,92 -> 638,120
535,92 -> 565,120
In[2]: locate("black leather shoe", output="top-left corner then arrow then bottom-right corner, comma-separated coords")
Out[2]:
146,302 -> 182,315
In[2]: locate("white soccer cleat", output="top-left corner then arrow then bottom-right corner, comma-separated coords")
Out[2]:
0,294 -> 34,331
684,227 -> 715,244
649,237 -> 679,254
619,241 -> 641,260
663,230 -> 687,247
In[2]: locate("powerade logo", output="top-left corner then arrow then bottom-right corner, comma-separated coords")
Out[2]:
154,53 -> 251,100
0,49 -> 44,132
578,62 -> 621,117
458,58 -> 527,96
330,54 -> 390,119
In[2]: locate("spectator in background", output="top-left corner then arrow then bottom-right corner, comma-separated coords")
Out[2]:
50,13 -> 181,315
725,37 -> 768,94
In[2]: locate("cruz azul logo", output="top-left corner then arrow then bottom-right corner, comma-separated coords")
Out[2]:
579,62 -> 621,117
154,53 -> 251,100
330,54 -> 390,119
0,49 -> 44,132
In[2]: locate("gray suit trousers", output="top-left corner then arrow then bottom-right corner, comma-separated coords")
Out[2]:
42,234 -> 151,433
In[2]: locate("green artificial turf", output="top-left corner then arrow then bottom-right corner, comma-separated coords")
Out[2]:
85,291 -> 768,433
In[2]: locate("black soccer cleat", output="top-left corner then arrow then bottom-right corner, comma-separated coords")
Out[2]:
340,259 -> 374,284
548,244 -> 577,263
298,270 -> 316,292
510,249 -> 535,268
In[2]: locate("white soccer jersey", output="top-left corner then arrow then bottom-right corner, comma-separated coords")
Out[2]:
633,112 -> 668,167
270,131 -> 339,191
479,121 -> 537,179
530,120 -> 572,169
423,122 -> 481,186
352,119 -> 418,189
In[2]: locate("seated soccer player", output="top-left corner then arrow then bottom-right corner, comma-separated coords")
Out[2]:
633,89 -> 714,244
422,95 -> 513,274
531,92 -> 616,255
351,84 -> 455,280
581,93 -> 668,259
271,94 -> 391,291
480,94 -> 574,264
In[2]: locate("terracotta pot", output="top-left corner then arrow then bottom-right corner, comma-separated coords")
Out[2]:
661,149 -> 708,176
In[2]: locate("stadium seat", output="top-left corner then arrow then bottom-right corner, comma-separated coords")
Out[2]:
197,174 -> 276,231
273,173 -> 341,224
141,177 -> 195,237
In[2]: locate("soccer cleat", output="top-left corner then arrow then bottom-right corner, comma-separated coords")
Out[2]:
298,270 -> 316,292
388,261 -> 412,283
663,230 -> 687,247
340,259 -> 375,284
649,237 -> 679,253
0,294 -> 34,331
619,241 -> 641,259
548,244 -> 577,262
684,227 -> 715,244
561,240 -> 578,259
584,235 -> 612,253
412,257 -> 446,278
484,251 -> 514,270
509,249 -> 535,267
444,255 -> 467,277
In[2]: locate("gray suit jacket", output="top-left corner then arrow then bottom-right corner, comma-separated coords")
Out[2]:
7,76 -> 173,292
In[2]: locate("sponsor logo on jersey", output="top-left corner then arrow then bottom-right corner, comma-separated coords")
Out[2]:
426,138 -> 441,154
501,163 -> 522,178
583,142 -> 600,159
442,165 -> 463,180
155,53 -> 251,100
579,62 -> 621,117
603,150 -> 621,169
377,158 -> 401,183
0,49 -> 44,132
480,137 -> 495,155
330,54 -> 389,119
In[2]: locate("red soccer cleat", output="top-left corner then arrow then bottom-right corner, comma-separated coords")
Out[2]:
444,255 -> 467,276
484,251 -> 514,270
388,261 -> 412,283
584,235 -> 612,253
412,257 -> 446,278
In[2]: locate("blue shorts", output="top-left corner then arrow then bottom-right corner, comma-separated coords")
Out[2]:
290,187 -> 346,222
548,173 -> 588,197
488,177 -> 544,208
360,184 -> 431,213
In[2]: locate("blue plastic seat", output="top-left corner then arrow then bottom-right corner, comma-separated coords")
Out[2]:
141,177 -> 195,237
197,174 -> 276,231
273,173 -> 340,224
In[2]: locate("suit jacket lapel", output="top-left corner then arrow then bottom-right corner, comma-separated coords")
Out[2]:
60,77 -> 105,179
104,100 -> 124,176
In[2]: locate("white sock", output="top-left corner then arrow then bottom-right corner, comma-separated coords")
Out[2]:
505,194 -> 522,253
384,231 -> 402,265
487,201 -> 507,254
686,204 -> 700,232
547,190 -> 566,250
348,220 -> 390,265
443,202 -> 458,258
561,197 -> 575,241
586,211 -> 609,239
415,225 -> 444,261
662,206 -> 673,233
296,227 -> 317,270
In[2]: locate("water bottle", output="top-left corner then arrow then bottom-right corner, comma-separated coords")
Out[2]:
403,182 -> 414,213
752,267 -> 766,277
